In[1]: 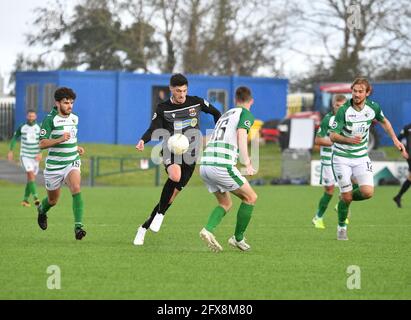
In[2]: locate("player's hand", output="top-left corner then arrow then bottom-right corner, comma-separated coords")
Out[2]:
35,153 -> 42,161
60,132 -> 71,142
78,146 -> 85,156
395,141 -> 409,159
246,163 -> 257,176
7,151 -> 13,162
136,140 -> 145,151
349,135 -> 362,144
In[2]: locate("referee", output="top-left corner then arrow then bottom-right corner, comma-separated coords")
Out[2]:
393,122 -> 411,208
133,73 -> 221,245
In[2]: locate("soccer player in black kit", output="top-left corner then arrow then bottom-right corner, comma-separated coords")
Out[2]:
133,74 -> 221,245
393,122 -> 411,208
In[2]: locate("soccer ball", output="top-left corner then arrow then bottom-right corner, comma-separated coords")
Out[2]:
167,133 -> 189,155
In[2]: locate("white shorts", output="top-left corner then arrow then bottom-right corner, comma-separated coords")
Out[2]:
320,164 -> 335,186
20,157 -> 39,175
332,155 -> 374,193
200,165 -> 246,193
44,161 -> 81,191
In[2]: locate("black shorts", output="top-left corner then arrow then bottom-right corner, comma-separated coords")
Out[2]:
407,158 -> 411,172
163,154 -> 196,190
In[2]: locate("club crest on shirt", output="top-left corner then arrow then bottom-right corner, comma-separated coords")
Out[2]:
189,108 -> 197,117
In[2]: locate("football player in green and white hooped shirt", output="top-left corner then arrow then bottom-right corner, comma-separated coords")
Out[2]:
8,109 -> 42,207
311,95 -> 348,229
199,86 -> 258,252
330,78 -> 409,241
36,87 -> 87,240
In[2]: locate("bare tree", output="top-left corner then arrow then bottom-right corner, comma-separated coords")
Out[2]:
292,0 -> 411,80
181,0 -> 212,74
152,0 -> 179,73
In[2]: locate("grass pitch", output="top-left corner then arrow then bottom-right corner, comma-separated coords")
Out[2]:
0,185 -> 410,299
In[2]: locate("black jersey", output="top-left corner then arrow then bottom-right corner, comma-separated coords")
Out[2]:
141,95 -> 221,143
398,123 -> 411,154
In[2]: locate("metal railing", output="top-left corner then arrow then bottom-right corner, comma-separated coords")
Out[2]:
0,99 -> 15,141
88,156 -> 161,187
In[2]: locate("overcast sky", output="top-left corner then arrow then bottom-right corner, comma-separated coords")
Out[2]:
0,0 -> 313,95
0,1 -> 49,90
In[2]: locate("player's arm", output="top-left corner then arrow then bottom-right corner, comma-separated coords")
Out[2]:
39,117 -> 70,149
315,118 -> 332,146
237,128 -> 255,175
136,106 -> 163,151
379,118 -> 408,159
330,108 -> 361,145
7,125 -> 22,161
200,99 -> 221,124
39,134 -> 70,149
237,109 -> 255,175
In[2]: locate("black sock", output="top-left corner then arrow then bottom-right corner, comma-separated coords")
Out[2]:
158,179 -> 178,213
142,203 -> 172,229
397,179 -> 411,198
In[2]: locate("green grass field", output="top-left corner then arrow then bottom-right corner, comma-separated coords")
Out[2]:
1,185 -> 410,299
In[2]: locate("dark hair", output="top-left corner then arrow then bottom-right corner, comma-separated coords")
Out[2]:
351,78 -> 372,94
26,109 -> 36,114
170,74 -> 188,87
54,87 -> 76,101
235,86 -> 252,103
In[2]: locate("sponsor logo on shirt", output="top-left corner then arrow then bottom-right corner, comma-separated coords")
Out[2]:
40,129 -> 47,137
174,119 -> 195,130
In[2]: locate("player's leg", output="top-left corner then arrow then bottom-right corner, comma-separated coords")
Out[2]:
65,168 -> 86,240
31,160 -> 40,206
200,191 -> 231,252
37,188 -> 61,230
37,170 -> 63,230
351,157 -> 374,201
148,164 -> 182,232
231,181 -> 257,249
134,164 -> 183,245
332,155 -> 354,240
20,157 -> 33,206
393,160 -> 411,208
312,165 -> 334,229
198,166 -> 231,252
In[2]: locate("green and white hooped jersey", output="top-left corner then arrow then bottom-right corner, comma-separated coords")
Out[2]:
40,107 -> 80,171
330,99 -> 385,158
14,123 -> 41,159
200,107 -> 255,167
316,112 -> 334,166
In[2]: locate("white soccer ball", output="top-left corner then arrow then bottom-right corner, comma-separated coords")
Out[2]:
167,133 -> 189,155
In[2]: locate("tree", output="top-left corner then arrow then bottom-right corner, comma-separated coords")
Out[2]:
292,0 -> 411,81
120,0 -> 161,72
152,0 -> 179,73
61,0 -> 124,70
181,0 -> 212,74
